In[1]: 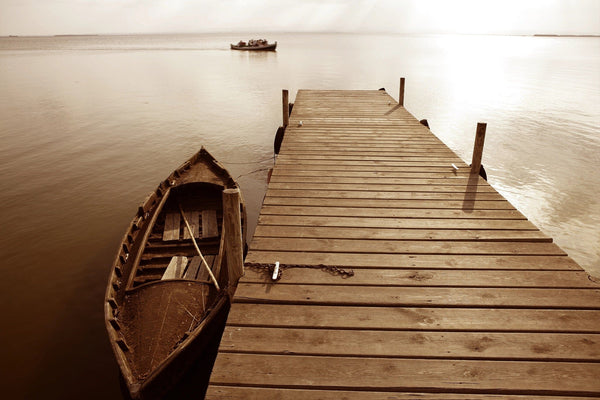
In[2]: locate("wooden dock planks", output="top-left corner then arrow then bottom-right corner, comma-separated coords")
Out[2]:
205,89 -> 600,399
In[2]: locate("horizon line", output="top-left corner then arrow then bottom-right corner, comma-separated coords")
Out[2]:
4,30 -> 600,38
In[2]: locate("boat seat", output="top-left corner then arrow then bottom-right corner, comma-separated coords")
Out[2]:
196,255 -> 216,281
183,257 -> 202,279
183,255 -> 216,280
201,210 -> 219,238
162,212 -> 180,241
161,256 -> 188,280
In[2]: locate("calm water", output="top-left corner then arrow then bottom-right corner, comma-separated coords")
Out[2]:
1,33 -> 598,399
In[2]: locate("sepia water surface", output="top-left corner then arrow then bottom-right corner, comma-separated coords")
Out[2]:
1,33 -> 598,399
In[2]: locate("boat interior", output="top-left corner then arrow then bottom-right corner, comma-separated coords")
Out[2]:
130,182 -> 226,289
118,182 -> 230,379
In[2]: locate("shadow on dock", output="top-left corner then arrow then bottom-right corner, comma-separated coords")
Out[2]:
462,172 -> 481,213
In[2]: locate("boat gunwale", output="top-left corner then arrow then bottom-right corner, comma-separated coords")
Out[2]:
125,186 -> 172,290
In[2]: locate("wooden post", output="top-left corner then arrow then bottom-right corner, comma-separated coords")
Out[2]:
282,89 -> 289,127
223,188 -> 244,287
399,77 -> 405,106
471,122 -> 487,175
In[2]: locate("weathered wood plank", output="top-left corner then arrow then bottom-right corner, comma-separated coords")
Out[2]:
280,149 -> 459,156
210,353 -> 600,395
162,212 -> 180,241
272,169 -> 472,178
275,157 -> 469,167
270,176 -> 485,185
183,256 -> 201,279
250,237 -> 566,256
281,140 -> 449,146
196,255 -> 216,281
253,225 -> 551,242
274,155 -> 466,162
227,303 -> 600,332
206,386 -> 600,400
260,206 -> 526,219
269,182 -> 501,192
234,283 -> 600,308
161,256 -> 188,280
266,189 -> 506,200
241,268 -> 597,288
220,326 -> 600,361
182,210 -> 199,239
263,197 -> 520,210
257,215 -> 538,230
246,251 -> 581,270
201,209 -> 219,238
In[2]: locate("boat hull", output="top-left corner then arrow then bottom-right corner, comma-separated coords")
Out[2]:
104,147 -> 246,399
230,42 -> 277,51
131,295 -> 231,399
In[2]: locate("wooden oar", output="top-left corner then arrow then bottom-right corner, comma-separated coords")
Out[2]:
178,203 -> 220,290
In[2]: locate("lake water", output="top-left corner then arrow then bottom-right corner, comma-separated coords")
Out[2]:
1,33 -> 598,399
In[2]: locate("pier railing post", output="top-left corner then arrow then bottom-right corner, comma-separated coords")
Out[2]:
471,122 -> 487,175
399,77 -> 405,106
223,188 -> 244,291
282,89 -> 289,127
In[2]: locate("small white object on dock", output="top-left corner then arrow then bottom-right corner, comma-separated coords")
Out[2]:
451,163 -> 458,171
272,261 -> 280,280
298,121 -> 303,127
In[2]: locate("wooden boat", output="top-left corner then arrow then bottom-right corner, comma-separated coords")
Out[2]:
104,147 -> 246,399
230,40 -> 277,51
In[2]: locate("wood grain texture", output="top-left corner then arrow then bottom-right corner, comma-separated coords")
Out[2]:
249,237 -> 566,256
241,268 -> 597,288
210,353 -> 600,395
234,283 -> 600,308
206,386 -> 600,400
220,326 -> 600,361
263,196 -> 520,210
248,251 -> 583,270
182,210 -> 199,239
162,212 -> 180,241
226,303 -> 600,332
201,209 -> 219,238
253,225 -> 551,242
161,256 -> 187,280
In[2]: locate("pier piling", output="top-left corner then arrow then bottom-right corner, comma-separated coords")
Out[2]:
471,122 -> 487,175
282,89 -> 289,127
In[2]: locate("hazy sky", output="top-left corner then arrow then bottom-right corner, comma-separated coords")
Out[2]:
1,0 -> 599,36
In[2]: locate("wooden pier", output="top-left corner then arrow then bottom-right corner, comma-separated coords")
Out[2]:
205,88 -> 600,399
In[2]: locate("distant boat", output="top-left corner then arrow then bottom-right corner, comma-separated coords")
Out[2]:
230,39 -> 277,51
104,147 -> 247,399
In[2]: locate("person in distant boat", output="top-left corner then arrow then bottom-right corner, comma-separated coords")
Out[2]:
237,40 -> 246,46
